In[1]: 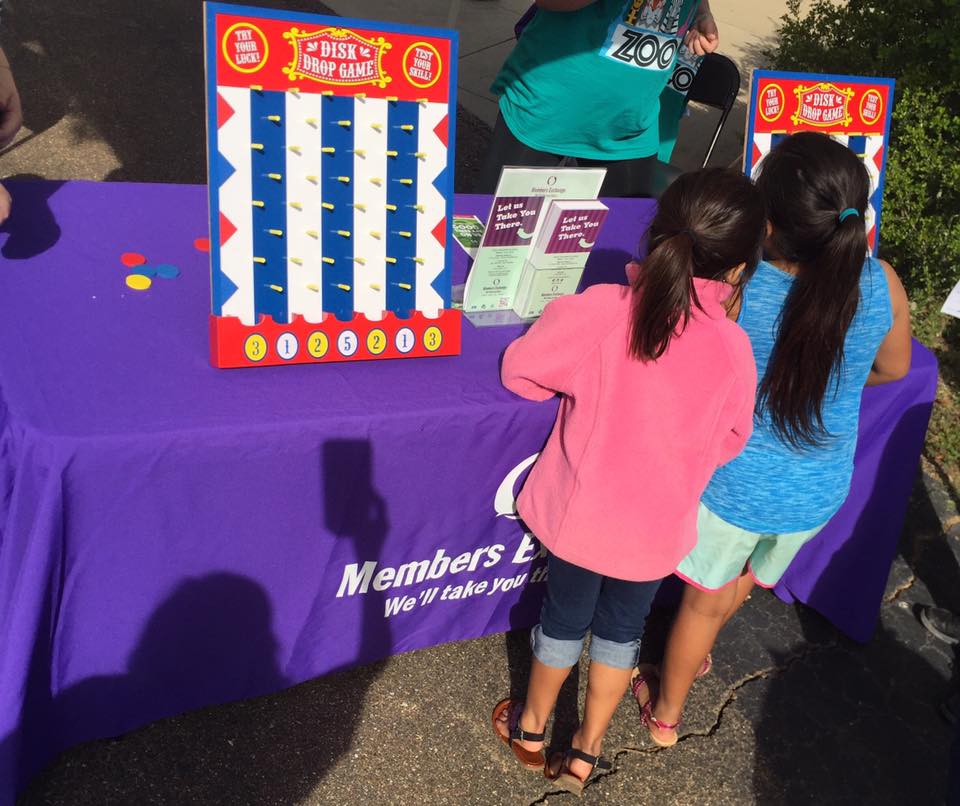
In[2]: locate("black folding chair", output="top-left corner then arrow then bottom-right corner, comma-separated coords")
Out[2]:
685,52 -> 741,168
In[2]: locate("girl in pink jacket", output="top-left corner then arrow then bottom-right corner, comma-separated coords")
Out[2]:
492,168 -> 764,795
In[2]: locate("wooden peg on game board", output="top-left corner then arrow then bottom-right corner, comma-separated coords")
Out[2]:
268,173 -> 283,182
369,283 -> 382,291
289,201 -> 303,211
322,202 -> 335,211
288,88 -> 301,97
267,115 -> 282,123
306,283 -> 319,292
251,143 -> 265,151
386,149 -> 398,158
370,230 -> 382,239
409,204 -> 425,213
413,152 -> 427,160
306,230 -> 320,239
400,124 -> 415,132
416,98 -> 428,105
369,177 -> 383,187
396,230 -> 412,238
385,256 -> 398,264
411,257 -> 426,265
268,284 -> 284,293
321,147 -> 336,154
306,175 -> 319,184
289,145 -> 302,155
252,200 -> 266,208
371,123 -> 383,132
337,176 -> 351,184
356,93 -> 367,100
268,228 -> 284,237
290,257 -> 304,266
250,85 -> 263,93
322,256 -> 335,265
353,257 -> 367,265
322,90 -> 334,97
353,149 -> 367,158
336,230 -> 351,238
336,283 -> 352,292
337,120 -> 352,128
306,118 -> 319,127
385,203 -> 398,212
386,96 -> 398,102
253,256 -> 267,264
398,178 -> 414,185
397,282 -> 412,290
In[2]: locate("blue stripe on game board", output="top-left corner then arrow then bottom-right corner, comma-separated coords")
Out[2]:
323,96 -> 355,322
386,100 -> 419,318
847,135 -> 866,159
251,90 -> 289,324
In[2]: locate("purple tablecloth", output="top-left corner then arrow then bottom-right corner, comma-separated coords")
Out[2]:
0,181 -> 937,803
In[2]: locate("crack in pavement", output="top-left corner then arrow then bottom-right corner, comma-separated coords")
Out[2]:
525,640 -> 838,804
884,572 -> 917,604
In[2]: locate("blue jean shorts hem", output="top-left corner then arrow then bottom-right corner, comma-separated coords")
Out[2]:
531,623 -> 584,668
589,634 -> 641,670
531,625 -> 640,670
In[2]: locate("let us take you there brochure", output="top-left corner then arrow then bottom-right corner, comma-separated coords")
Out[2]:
462,167 -> 606,312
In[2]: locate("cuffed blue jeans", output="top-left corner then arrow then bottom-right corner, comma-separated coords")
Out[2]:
531,554 -> 662,670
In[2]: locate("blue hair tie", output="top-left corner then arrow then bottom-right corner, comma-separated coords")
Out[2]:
838,208 -> 860,222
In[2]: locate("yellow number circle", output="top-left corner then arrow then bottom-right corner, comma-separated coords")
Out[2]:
423,326 -> 443,352
307,331 -> 329,359
367,328 -> 387,355
244,333 -> 268,363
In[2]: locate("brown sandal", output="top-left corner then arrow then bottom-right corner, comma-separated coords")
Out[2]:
545,747 -> 612,797
491,698 -> 545,770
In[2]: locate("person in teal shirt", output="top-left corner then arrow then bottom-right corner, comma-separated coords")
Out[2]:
476,0 -> 719,195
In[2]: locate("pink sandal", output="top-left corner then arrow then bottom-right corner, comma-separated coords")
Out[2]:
631,665 -> 680,747
639,700 -> 680,747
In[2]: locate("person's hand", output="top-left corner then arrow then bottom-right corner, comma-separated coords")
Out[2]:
0,182 -> 12,225
0,48 -> 23,149
684,11 -> 720,56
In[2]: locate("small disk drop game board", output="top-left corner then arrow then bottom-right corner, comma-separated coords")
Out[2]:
745,70 -> 895,255
203,2 -> 460,367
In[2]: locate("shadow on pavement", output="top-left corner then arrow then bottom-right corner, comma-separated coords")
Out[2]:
4,1 -> 491,192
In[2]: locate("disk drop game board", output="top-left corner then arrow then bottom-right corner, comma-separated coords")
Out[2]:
204,3 -> 460,367
745,70 -> 895,255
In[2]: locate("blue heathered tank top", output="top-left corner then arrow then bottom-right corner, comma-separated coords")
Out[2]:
701,258 -> 893,532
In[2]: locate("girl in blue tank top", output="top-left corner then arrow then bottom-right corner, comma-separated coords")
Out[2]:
632,132 -> 913,746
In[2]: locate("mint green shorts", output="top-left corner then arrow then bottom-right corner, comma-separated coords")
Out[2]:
675,504 -> 826,591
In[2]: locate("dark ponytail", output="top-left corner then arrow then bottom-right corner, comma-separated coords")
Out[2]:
755,132 -> 870,447
630,168 -> 765,361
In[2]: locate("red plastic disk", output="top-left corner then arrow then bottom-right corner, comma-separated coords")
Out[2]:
194,238 -> 210,253
120,252 -> 147,267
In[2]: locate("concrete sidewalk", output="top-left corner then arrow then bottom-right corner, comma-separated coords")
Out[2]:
0,0 -> 792,185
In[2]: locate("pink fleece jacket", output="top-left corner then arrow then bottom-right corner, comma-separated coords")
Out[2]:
501,279 -> 757,582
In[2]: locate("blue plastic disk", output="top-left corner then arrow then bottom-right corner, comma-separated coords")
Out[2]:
155,263 -> 181,279
135,265 -> 158,277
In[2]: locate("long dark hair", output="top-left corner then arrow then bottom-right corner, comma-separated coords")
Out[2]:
630,168 -> 765,361
755,132 -> 870,447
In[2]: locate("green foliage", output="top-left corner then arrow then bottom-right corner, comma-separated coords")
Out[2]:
771,0 -> 960,345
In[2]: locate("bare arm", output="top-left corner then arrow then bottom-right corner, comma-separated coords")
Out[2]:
534,0 -> 596,11
866,259 -> 912,385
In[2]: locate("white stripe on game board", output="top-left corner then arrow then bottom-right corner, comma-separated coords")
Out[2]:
352,97 -> 388,320
286,90 -> 325,323
219,86 -> 255,324
415,102 -> 446,318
